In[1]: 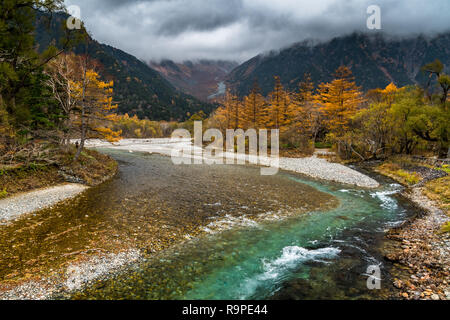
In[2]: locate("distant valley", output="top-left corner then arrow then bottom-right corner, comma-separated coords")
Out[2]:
150,60 -> 238,101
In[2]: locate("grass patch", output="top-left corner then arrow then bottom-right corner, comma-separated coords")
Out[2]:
377,162 -> 421,186
69,148 -> 117,185
441,222 -> 450,233
394,169 -> 421,185
438,164 -> 450,174
0,188 -> 7,199
0,164 -> 63,197
423,176 -> 450,216
315,142 -> 333,149
80,151 -> 95,160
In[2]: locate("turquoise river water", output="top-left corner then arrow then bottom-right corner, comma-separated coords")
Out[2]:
61,150 -> 417,300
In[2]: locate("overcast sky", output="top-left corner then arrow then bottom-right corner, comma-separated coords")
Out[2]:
64,0 -> 450,63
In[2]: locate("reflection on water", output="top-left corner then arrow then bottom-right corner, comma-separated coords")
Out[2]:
0,150 -> 335,285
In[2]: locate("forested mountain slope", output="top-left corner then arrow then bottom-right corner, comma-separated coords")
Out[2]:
227,32 -> 450,96
35,12 -> 215,121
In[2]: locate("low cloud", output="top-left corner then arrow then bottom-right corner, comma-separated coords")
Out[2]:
65,0 -> 450,63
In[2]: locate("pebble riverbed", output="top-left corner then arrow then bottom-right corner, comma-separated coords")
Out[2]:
0,139 -> 382,299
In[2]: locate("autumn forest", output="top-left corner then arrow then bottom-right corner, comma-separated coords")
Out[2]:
208,64 -> 449,160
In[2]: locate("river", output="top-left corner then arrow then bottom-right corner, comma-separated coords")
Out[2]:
208,81 -> 227,100
0,149 -> 418,299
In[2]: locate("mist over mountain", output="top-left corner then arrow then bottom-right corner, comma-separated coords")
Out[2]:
226,32 -> 450,96
33,11 -> 450,118
66,0 -> 450,63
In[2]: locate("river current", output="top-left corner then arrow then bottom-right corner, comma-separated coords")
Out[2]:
62,150 -> 416,300
0,149 -> 416,299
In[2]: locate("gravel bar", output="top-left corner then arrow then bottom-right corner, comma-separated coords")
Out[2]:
278,157 -> 380,188
0,184 -> 88,223
0,249 -> 141,300
80,139 -> 380,188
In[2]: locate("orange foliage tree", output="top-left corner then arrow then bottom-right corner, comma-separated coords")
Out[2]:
293,73 -> 322,141
315,66 -> 365,136
214,89 -> 242,130
381,82 -> 398,106
72,56 -> 122,160
241,81 -> 267,129
265,76 -> 294,131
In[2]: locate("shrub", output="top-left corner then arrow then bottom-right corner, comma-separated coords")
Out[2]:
315,142 -> 333,149
395,170 -> 420,185
280,128 -> 315,155
0,188 -> 8,199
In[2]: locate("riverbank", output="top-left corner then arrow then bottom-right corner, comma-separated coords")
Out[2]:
278,157 -> 379,188
82,139 -> 379,188
375,158 -> 450,300
0,146 -> 117,222
0,184 -> 87,224
0,146 -> 117,196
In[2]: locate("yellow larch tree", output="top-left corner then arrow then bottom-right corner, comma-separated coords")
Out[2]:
219,89 -> 242,130
85,71 -> 122,142
265,76 -> 295,131
293,73 -> 321,140
380,82 -> 398,106
73,62 -> 122,160
241,81 -> 266,129
209,106 -> 229,133
315,66 -> 365,136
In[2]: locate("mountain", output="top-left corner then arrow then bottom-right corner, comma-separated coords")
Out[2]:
226,32 -> 450,96
149,60 -> 238,101
34,12 -> 215,121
